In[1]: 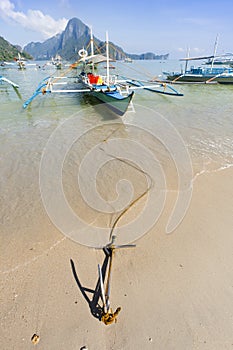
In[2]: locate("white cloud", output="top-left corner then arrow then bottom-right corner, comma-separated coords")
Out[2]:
176,47 -> 205,54
192,47 -> 205,54
181,17 -> 212,26
177,47 -> 186,52
0,0 -> 68,38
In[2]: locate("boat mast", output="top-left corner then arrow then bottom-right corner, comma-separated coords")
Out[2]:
184,47 -> 190,73
90,27 -> 94,56
106,31 -> 110,86
211,34 -> 219,70
90,27 -> 94,73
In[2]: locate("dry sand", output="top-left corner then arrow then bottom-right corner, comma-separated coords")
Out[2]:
1,167 -> 233,350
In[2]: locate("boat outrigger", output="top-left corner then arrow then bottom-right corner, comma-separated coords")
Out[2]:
23,30 -> 183,114
0,75 -> 21,99
0,75 -> 19,88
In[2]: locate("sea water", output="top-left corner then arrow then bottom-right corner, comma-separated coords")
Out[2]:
0,60 -> 233,251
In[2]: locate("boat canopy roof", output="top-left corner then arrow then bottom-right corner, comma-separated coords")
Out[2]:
80,54 -> 114,64
180,55 -> 214,61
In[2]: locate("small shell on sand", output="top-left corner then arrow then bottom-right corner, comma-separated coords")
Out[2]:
31,334 -> 40,344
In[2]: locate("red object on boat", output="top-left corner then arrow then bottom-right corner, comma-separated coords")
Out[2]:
87,73 -> 99,84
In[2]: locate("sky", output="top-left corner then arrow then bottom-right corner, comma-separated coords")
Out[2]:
0,0 -> 233,58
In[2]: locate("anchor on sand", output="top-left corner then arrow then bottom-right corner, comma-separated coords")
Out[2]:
70,235 -> 136,326
98,235 -> 136,325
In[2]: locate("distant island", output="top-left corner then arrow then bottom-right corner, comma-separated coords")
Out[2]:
127,52 -> 169,60
0,17 -> 169,62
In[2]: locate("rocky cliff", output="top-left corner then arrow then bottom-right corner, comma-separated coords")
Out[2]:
24,17 -> 168,61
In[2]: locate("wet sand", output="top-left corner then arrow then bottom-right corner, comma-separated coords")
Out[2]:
1,165 -> 233,349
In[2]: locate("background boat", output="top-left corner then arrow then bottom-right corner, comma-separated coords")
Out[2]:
204,53 -> 233,65
164,52 -> 233,83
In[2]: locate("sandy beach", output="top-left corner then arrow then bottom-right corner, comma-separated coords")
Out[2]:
1,164 -> 233,350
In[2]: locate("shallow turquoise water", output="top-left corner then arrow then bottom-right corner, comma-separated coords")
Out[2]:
0,60 -> 233,247
1,60 -> 232,172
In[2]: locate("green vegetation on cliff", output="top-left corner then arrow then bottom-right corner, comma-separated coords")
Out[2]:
0,36 -> 32,61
